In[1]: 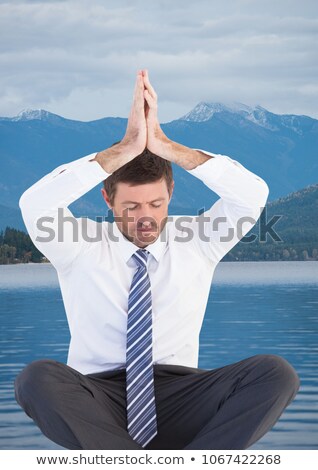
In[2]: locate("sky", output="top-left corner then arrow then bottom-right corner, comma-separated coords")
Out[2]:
0,0 -> 317,122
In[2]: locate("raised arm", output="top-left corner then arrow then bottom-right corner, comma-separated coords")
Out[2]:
19,70 -> 147,271
143,69 -> 269,263
185,150 -> 269,263
143,69 -> 212,170
92,69 -> 147,173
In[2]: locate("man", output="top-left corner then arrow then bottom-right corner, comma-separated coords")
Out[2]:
14,69 -> 300,450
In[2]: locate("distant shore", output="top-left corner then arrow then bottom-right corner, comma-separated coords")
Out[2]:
1,258 -> 317,266
1,261 -> 317,288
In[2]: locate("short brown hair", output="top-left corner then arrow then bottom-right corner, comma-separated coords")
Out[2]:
103,144 -> 174,206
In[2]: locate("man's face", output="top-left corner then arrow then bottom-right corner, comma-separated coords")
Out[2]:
102,178 -> 174,248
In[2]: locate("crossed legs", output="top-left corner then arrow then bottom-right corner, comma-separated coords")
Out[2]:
14,354 -> 300,450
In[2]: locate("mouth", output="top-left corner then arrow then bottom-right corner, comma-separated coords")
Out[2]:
137,227 -> 156,232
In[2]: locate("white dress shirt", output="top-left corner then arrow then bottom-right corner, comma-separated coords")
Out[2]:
19,148 -> 269,375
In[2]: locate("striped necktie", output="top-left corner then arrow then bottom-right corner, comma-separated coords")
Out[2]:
126,248 -> 158,448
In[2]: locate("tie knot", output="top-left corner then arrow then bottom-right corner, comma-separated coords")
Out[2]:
132,249 -> 149,269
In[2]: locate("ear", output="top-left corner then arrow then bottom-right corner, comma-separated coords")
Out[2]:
168,180 -> 175,203
101,188 -> 112,210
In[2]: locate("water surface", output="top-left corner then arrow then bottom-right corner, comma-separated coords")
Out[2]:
0,261 -> 317,450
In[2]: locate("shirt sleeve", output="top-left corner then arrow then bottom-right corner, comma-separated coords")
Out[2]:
185,149 -> 269,264
19,152 -> 112,272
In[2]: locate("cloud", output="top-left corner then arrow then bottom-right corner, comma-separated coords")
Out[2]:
0,0 -> 317,121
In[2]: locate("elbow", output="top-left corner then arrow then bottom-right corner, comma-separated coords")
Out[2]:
249,179 -> 269,221
18,192 -> 32,233
18,190 -> 29,214
18,190 -> 40,239
260,179 -> 269,207
18,192 -> 26,211
243,178 -> 269,223
18,188 -> 35,221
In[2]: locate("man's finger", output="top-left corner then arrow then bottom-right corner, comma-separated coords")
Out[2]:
133,70 -> 142,94
144,89 -> 158,127
144,89 -> 156,108
133,70 -> 143,95
133,72 -> 146,110
143,70 -> 157,100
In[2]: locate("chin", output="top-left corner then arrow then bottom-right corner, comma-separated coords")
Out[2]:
135,233 -> 158,246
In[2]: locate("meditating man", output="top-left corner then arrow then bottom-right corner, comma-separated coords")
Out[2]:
14,69 -> 300,450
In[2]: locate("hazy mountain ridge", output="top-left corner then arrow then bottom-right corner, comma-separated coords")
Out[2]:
179,101 -> 315,135
0,102 -> 317,233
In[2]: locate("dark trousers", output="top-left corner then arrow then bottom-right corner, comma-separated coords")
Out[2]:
14,354 -> 300,450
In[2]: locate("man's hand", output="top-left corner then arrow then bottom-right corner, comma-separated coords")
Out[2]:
122,70 -> 147,154
93,69 -> 211,174
91,70 -> 147,173
143,69 -> 171,158
143,69 -> 212,170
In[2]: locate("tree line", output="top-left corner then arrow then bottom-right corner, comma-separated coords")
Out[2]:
0,226 -> 317,264
0,227 -> 43,264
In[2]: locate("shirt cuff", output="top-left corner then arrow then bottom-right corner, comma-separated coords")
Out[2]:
71,152 -> 112,187
186,149 -> 234,183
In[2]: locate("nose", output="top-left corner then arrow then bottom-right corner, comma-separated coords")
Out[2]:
136,213 -> 157,229
139,217 -> 155,227
141,220 -> 151,227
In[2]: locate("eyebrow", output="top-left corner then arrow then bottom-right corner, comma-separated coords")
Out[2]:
121,198 -> 166,204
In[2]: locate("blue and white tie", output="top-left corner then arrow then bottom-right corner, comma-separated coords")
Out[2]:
126,248 -> 158,448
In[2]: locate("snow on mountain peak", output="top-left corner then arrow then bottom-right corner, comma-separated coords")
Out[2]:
13,108 -> 53,121
179,101 -> 281,130
180,101 -> 261,122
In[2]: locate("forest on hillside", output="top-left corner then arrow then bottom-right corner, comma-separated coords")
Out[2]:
1,225 -> 317,265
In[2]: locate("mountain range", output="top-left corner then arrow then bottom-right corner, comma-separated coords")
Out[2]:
0,102 -> 317,232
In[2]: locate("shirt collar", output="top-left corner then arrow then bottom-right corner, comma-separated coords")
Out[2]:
108,219 -> 169,264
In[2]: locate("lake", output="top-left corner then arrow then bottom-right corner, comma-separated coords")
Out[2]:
0,261 -> 317,450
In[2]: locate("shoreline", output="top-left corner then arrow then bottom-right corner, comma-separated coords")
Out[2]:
1,259 -> 317,266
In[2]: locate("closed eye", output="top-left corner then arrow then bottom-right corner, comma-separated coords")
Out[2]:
127,204 -> 162,210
